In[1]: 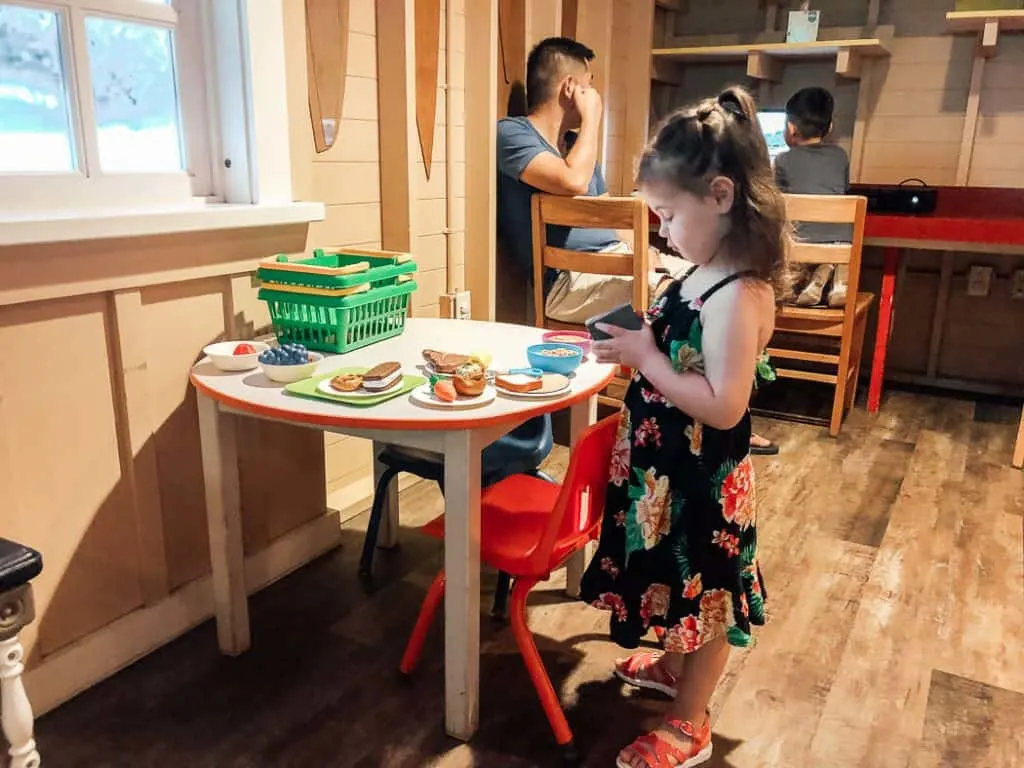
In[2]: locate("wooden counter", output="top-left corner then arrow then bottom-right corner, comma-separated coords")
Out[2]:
0,222 -> 336,715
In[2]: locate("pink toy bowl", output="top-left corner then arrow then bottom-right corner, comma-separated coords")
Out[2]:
541,330 -> 592,356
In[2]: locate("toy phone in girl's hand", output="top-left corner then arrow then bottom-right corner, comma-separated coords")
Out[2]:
585,303 -> 644,340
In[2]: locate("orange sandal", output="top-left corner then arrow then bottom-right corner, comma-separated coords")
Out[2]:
614,650 -> 679,697
616,718 -> 712,768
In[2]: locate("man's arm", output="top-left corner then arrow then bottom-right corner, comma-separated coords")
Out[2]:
519,87 -> 603,196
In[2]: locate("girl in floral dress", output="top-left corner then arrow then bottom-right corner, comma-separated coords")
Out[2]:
580,86 -> 788,768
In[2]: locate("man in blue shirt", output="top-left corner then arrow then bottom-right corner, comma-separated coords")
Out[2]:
497,37 -> 689,324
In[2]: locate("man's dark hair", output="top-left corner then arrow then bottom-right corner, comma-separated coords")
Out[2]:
785,87 -> 834,140
525,37 -> 595,112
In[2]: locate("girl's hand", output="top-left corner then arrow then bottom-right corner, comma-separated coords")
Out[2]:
592,322 -> 658,369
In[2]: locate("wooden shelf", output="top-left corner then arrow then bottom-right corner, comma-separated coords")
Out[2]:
946,9 -> 1024,33
651,38 -> 890,82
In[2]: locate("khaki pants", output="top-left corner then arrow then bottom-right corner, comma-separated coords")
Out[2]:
543,242 -> 693,325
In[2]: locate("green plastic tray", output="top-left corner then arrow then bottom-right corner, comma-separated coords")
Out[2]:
259,279 -> 417,354
285,369 -> 426,407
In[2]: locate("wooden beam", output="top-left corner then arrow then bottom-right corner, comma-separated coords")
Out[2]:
621,0 -> 656,193
562,0 -> 579,38
464,0 -> 498,320
576,0 -> 614,169
925,252 -> 954,379
835,49 -> 862,78
956,51 -> 986,185
650,57 -> 684,85
747,51 -> 781,81
849,57 -> 874,182
498,0 -> 526,118
980,19 -> 999,56
376,0 -> 417,253
867,0 -> 880,29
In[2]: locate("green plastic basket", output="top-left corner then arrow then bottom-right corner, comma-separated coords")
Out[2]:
257,249 -> 416,291
259,279 -> 418,354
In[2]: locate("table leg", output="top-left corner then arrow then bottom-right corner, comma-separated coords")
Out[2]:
565,395 -> 598,598
867,246 -> 900,414
372,441 -> 400,548
442,429 -> 483,741
196,395 -> 250,655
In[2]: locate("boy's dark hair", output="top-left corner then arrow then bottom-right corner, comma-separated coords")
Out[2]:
525,37 -> 595,112
785,87 -> 834,140
637,86 -> 791,298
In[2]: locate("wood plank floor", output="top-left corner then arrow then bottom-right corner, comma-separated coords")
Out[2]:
36,390 -> 1024,767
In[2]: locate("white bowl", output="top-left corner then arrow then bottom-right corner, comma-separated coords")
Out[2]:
203,340 -> 270,372
260,352 -> 324,383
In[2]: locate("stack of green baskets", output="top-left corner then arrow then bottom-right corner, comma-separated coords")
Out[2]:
257,248 -> 418,354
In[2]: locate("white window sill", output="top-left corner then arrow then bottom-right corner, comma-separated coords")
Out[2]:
0,201 -> 326,247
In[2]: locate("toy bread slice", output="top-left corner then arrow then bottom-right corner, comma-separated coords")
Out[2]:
495,374 -> 543,393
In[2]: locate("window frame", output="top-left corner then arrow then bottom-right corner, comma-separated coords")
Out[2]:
0,0 -> 221,211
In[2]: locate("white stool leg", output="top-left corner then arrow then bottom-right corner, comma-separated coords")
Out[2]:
0,635 -> 39,768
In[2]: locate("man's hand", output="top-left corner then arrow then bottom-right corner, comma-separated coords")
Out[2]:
573,86 -> 603,127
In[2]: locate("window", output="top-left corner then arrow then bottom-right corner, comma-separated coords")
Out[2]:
0,0 -> 217,210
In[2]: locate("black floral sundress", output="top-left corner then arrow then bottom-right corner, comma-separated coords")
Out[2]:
580,268 -> 768,653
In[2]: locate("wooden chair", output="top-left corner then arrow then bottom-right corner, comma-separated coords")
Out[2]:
530,193 -> 650,407
766,193 -> 872,436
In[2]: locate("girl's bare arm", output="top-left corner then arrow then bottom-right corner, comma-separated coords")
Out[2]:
638,281 -> 769,430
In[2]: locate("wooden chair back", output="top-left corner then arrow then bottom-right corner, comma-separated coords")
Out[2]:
530,194 -> 650,328
779,194 -> 868,336
768,193 -> 871,436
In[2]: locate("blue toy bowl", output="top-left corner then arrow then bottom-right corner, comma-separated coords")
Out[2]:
527,343 -> 584,375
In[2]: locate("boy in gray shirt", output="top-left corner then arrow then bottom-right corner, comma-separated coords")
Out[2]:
774,87 -> 851,307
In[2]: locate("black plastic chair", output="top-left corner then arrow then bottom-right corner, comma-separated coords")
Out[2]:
360,415 -> 555,618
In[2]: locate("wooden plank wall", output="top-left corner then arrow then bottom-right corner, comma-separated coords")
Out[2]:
284,0 -> 469,508
0,225 -> 334,714
413,0 -> 468,319
652,0 -> 1024,392
284,0 -> 383,510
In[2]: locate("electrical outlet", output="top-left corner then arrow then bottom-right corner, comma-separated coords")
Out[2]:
439,290 -> 472,319
967,265 -> 994,297
1012,270 -> 1024,300
454,290 -> 471,320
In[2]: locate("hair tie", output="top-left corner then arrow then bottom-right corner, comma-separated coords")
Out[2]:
717,93 -> 747,121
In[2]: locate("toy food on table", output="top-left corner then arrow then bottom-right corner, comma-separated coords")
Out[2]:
432,379 -> 457,402
468,349 -> 493,368
453,362 -> 487,396
259,343 -> 310,365
233,342 -> 258,355
534,347 -> 578,358
422,349 -> 470,374
495,373 -> 543,393
329,373 -> 364,392
362,361 -> 402,391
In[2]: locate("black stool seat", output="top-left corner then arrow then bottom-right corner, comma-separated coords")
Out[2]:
0,539 -> 42,593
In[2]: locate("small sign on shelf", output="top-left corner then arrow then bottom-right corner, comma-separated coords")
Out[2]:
787,2 -> 820,44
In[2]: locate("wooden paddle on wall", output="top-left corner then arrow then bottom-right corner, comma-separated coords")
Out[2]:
415,0 -> 442,178
306,0 -> 349,153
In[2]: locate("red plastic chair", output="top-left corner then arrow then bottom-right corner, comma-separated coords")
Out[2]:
399,413 -> 620,759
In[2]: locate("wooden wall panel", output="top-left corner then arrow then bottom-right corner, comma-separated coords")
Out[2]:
284,0 -> 384,510
136,280 -> 230,590
0,296 -> 144,655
